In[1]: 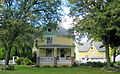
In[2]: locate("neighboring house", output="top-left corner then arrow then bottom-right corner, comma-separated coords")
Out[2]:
33,25 -> 74,67
115,55 -> 120,62
75,42 -> 106,63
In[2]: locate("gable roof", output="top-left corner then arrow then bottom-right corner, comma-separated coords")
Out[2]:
77,43 -> 91,52
44,29 -> 60,36
44,25 -> 71,36
92,42 -> 105,51
57,25 -> 69,36
77,42 -> 105,52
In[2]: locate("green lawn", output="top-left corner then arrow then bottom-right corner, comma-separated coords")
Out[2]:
0,65 -> 120,74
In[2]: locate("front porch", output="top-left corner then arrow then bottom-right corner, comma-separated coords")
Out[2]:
36,45 -> 74,67
39,57 -> 72,67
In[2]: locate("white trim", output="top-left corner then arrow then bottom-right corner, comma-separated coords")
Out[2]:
39,47 -> 73,48
44,35 -> 57,37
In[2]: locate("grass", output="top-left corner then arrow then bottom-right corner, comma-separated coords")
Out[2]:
0,65 -> 120,74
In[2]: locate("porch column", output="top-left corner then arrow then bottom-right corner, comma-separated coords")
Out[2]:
54,48 -> 57,67
36,49 -> 40,67
71,48 -> 74,66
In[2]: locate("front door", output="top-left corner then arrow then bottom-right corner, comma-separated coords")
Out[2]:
46,48 -> 52,57
60,49 -> 66,57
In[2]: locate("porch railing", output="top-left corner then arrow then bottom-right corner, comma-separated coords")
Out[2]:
39,57 -> 71,64
40,57 -> 54,64
57,57 -> 71,64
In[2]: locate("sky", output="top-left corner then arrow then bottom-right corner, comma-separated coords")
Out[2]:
59,0 -> 73,29
60,0 -> 88,43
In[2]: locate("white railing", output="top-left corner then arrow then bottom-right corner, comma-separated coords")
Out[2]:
0,60 -> 4,65
39,57 -> 71,64
57,57 -> 71,64
40,57 -> 54,64
0,60 -> 16,65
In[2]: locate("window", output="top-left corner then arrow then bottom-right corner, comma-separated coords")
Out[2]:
47,28 -> 52,32
46,49 -> 52,57
82,58 -> 85,60
91,50 -> 95,54
47,37 -> 52,44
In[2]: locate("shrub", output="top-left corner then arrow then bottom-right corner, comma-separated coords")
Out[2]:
1,65 -> 15,70
24,58 -> 32,65
79,63 -> 87,67
15,57 -> 24,65
114,62 -> 120,65
15,57 -> 32,65
61,65 -> 69,67
89,62 -> 105,67
114,62 -> 120,67
101,66 -> 119,72
72,63 -> 78,67
79,62 -> 106,67
43,65 -> 52,68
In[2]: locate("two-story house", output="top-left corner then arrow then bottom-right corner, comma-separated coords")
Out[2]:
33,25 -> 74,67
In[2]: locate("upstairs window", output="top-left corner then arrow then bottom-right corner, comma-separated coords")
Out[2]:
47,37 -> 52,44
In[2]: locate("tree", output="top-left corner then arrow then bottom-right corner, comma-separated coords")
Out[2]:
69,0 -> 120,67
0,0 -> 62,65
0,41 -> 5,60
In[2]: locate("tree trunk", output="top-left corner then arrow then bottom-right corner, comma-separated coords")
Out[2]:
4,38 -> 15,65
113,49 -> 116,63
5,49 -> 11,65
105,43 -> 111,67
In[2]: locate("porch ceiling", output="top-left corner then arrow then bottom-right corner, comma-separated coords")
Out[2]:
38,44 -> 75,48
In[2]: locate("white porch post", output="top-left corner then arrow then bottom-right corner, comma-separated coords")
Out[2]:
36,49 -> 40,66
54,48 -> 57,67
71,48 -> 74,66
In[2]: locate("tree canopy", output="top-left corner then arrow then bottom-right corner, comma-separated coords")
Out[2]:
69,0 -> 120,67
0,0 -> 63,65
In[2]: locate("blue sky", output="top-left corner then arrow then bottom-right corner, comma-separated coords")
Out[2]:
61,0 -> 88,43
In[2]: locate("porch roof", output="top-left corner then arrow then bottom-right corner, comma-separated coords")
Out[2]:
38,44 -> 74,48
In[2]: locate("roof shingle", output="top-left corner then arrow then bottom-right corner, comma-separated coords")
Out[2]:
77,42 -> 105,52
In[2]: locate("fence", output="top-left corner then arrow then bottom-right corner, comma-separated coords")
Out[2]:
0,60 -> 16,65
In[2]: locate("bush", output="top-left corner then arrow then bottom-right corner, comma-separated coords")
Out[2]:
79,62 -> 106,67
114,62 -> 120,67
61,65 -> 69,67
72,63 -> 78,67
101,66 -> 119,72
15,57 -> 32,65
24,58 -> 32,65
1,65 -> 15,70
15,57 -> 24,65
79,63 -> 87,66
43,65 -> 52,68
88,62 -> 105,67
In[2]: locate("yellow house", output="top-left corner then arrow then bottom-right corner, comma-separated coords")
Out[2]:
34,25 -> 74,67
75,42 -> 106,63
